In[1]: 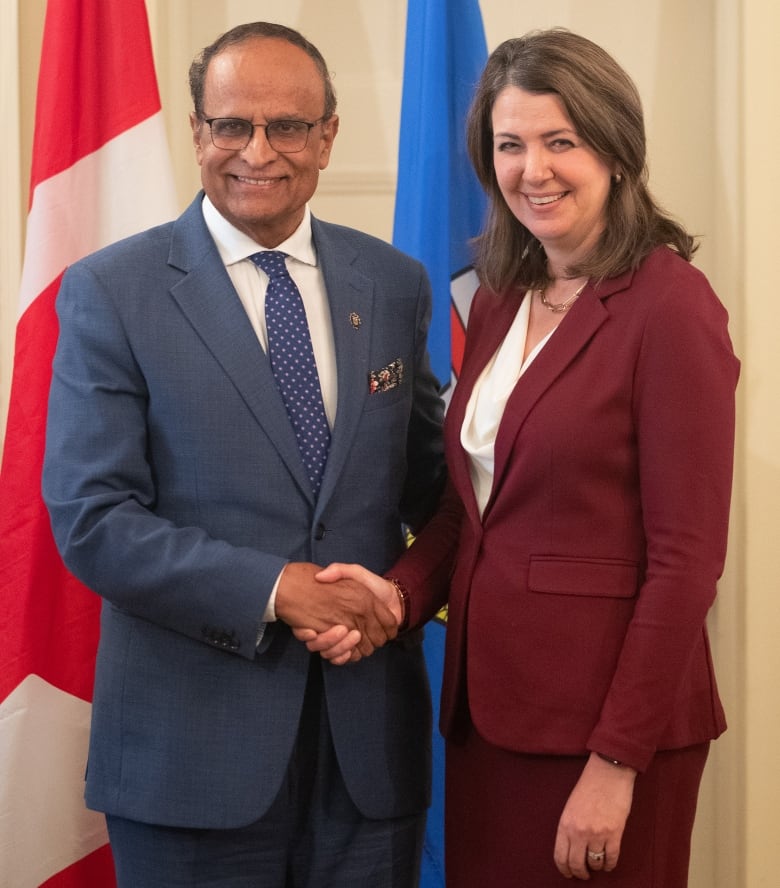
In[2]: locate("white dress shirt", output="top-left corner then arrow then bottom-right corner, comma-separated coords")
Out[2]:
201,196 -> 337,623
461,293 -> 553,517
202,196 -> 337,427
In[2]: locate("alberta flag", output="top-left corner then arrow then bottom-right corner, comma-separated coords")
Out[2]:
392,1 -> 487,885
393,0 -> 487,393
0,1 -> 176,885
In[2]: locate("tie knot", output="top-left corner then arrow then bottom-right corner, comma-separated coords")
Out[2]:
250,250 -> 289,279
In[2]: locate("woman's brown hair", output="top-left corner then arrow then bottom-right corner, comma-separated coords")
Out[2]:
466,28 -> 696,293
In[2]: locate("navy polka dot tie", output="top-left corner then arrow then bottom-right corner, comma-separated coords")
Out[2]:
250,251 -> 330,496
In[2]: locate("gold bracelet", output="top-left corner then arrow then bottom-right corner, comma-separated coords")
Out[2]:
387,577 -> 409,632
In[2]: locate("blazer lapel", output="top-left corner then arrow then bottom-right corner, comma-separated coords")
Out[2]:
487,285 -> 610,515
446,288 -> 524,527
168,198 -> 312,498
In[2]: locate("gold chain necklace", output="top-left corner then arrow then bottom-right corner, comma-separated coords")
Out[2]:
538,280 -> 587,314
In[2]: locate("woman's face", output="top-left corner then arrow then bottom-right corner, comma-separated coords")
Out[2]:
491,86 -> 614,269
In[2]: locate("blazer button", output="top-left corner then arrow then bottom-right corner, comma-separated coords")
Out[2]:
314,523 -> 326,541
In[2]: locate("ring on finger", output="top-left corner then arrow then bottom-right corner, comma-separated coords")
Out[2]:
587,849 -> 606,862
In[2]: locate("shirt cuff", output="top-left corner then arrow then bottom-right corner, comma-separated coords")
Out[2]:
256,571 -> 281,647
263,573 -> 280,623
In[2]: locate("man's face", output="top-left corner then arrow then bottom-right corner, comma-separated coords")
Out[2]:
191,37 -> 338,247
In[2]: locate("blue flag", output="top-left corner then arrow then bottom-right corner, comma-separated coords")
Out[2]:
392,3 -> 487,885
393,0 -> 488,391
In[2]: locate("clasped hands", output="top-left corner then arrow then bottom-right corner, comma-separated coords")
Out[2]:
275,562 -> 399,664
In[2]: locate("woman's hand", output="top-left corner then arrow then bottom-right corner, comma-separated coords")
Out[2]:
291,563 -> 402,665
292,624 -> 364,665
553,752 -> 637,880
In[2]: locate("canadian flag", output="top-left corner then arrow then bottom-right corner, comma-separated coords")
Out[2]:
0,1 -> 177,884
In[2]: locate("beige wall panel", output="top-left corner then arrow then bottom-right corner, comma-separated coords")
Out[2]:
0,1 -> 21,453
743,0 -> 780,884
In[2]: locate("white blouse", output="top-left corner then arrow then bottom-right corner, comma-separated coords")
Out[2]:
460,293 -> 553,517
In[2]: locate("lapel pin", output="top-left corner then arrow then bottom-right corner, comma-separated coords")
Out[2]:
349,312 -> 362,330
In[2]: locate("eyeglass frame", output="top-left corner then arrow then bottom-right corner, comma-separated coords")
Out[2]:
199,114 -> 329,154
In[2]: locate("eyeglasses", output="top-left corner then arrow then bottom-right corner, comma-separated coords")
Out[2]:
201,116 -> 327,153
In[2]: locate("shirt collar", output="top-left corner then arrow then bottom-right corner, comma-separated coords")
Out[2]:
201,194 -> 317,268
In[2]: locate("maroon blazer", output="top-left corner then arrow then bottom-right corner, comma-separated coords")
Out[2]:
394,247 -> 739,773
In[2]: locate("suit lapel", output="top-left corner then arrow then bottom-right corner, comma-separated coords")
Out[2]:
310,219 -> 373,509
167,198 -> 312,498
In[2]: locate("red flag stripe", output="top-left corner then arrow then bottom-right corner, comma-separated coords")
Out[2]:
40,844 -> 117,888
30,0 -> 162,198
0,276 -> 101,702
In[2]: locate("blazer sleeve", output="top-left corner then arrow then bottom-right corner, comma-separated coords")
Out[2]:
391,478 -> 463,627
587,260 -> 739,770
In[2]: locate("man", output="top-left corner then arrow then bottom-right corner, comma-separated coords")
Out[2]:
42,22 -> 445,887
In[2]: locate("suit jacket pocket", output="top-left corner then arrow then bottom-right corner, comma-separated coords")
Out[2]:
466,555 -> 642,754
528,556 -> 639,599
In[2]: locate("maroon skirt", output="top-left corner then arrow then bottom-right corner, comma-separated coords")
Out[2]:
445,725 -> 709,887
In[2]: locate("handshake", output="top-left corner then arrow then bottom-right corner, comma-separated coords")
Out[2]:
275,562 -> 403,666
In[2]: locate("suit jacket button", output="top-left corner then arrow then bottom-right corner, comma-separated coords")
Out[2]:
314,523 -> 325,541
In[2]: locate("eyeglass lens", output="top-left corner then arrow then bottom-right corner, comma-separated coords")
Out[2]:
209,118 -> 312,152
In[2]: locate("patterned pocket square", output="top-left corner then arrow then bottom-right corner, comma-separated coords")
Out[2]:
368,357 -> 404,394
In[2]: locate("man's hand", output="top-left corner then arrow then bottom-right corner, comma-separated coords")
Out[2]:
318,563 -> 402,623
291,563 -> 402,665
275,562 -> 397,659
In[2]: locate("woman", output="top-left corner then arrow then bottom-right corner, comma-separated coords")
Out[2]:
307,28 -> 739,886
